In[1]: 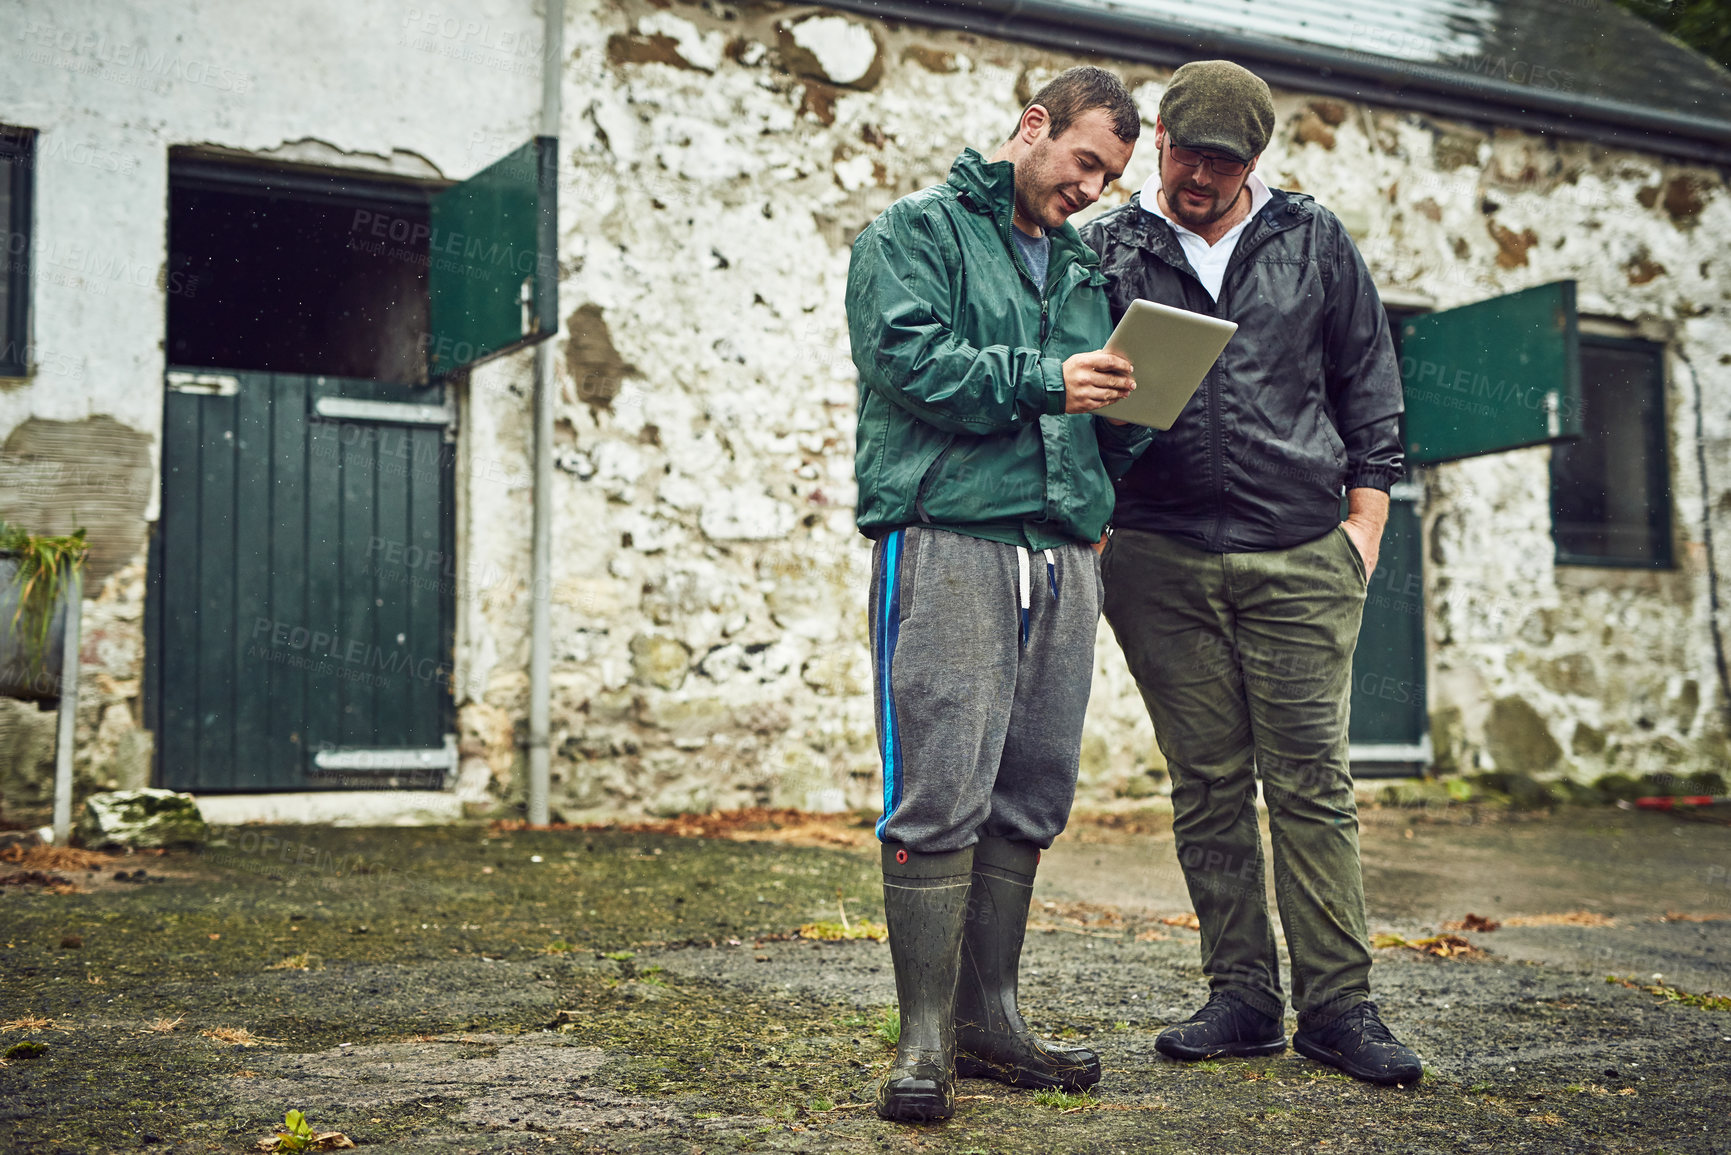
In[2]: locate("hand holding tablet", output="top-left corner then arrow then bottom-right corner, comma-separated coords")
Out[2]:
1061,349 -> 1138,415
1092,300 -> 1238,429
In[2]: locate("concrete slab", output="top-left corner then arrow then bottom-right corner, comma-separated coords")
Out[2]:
192,790 -> 466,827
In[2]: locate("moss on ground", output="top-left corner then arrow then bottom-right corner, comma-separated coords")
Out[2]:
3,822 -> 1729,1153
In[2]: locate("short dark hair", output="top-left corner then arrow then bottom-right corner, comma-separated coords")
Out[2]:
1011,66 -> 1141,144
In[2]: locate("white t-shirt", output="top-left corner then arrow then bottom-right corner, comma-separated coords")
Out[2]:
1138,170 -> 1272,302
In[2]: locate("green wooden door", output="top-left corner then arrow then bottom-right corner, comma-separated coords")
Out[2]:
1348,485 -> 1428,771
155,369 -> 456,791
1349,283 -> 1583,773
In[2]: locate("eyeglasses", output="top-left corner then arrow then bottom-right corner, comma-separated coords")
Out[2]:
1165,142 -> 1248,178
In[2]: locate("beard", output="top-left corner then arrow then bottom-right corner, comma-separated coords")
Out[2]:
1012,141 -> 1077,232
1163,177 -> 1242,231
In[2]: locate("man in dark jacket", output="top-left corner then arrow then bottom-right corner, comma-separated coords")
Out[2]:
1080,60 -> 1423,1087
846,66 -> 1151,1121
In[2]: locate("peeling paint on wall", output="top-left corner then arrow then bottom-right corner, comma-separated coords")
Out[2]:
2,0 -> 1727,822
0,415 -> 152,584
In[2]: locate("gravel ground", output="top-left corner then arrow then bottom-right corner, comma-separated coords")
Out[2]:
2,803 -> 1728,1154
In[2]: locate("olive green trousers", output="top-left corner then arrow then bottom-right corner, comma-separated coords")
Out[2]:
1102,526 -> 1373,1021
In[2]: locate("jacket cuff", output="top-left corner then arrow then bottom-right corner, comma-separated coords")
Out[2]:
1039,355 -> 1067,417
1345,465 -> 1401,492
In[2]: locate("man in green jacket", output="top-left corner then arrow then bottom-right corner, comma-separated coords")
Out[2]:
845,66 -> 1150,1122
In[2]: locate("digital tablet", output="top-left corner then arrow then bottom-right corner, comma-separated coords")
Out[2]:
1093,299 -> 1238,429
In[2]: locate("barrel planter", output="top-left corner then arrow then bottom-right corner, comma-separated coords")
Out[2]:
0,551 -> 71,705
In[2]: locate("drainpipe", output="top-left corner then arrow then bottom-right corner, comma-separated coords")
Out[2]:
527,0 -> 563,828
1679,348 -> 1731,732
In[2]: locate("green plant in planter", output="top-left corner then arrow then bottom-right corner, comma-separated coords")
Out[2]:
0,521 -> 89,667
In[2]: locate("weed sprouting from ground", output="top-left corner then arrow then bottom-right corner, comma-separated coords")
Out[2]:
1033,1089 -> 1099,1109
875,1006 -> 900,1046
260,1108 -> 353,1152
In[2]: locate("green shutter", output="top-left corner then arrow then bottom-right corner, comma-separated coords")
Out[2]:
426,137 -> 558,379
1399,280 -> 1582,465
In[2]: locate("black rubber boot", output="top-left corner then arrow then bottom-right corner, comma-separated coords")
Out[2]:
876,843 -> 973,1123
954,837 -> 1102,1091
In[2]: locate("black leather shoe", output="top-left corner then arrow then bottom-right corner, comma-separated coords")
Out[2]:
1293,1000 -> 1422,1086
1155,992 -> 1287,1061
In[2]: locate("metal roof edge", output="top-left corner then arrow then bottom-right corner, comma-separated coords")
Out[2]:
822,0 -> 1731,167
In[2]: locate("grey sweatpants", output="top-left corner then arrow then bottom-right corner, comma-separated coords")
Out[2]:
867,526 -> 1102,854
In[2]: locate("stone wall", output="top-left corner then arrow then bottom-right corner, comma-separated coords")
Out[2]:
0,0 -> 544,820
463,0 -> 1727,818
2,0 -> 1726,823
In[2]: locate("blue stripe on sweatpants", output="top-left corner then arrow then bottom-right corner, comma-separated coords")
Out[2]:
875,530 -> 906,839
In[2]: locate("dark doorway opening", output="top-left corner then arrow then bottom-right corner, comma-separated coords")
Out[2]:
166,159 -> 437,383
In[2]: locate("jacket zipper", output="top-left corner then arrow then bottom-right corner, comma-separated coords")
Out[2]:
1208,358 -> 1226,551
1151,207 -> 1300,550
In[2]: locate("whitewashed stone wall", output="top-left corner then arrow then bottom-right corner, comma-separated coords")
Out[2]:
483,0 -> 1728,817
0,0 -> 544,812
2,0 -> 1726,820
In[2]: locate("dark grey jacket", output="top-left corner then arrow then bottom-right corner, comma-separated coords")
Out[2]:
1081,189 -> 1404,553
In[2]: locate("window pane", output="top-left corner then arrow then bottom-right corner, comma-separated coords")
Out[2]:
1552,341 -> 1669,565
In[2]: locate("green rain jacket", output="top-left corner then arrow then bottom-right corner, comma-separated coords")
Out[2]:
847,149 -> 1153,549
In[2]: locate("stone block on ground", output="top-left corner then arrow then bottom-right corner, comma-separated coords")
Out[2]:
77,788 -> 209,849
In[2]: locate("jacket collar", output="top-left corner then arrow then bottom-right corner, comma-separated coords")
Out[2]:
1105,186 -> 1313,271
946,148 -> 1099,272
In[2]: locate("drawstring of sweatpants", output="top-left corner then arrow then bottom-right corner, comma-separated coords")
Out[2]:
1016,547 -> 1058,646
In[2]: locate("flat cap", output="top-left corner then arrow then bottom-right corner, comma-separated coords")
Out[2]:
1159,60 -> 1275,162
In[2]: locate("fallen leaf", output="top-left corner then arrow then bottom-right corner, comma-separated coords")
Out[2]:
494,808 -> 875,850
201,1027 -> 282,1047
1443,913 -> 1501,933
1372,932 -> 1483,959
0,844 -> 113,871
1160,913 -> 1202,930
1501,911 -> 1614,928
257,1133 -> 355,1152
